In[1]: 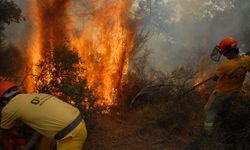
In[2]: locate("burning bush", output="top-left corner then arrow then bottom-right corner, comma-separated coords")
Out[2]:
32,46 -> 100,129
115,31 -> 152,109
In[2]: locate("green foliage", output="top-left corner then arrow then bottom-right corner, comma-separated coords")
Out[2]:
0,0 -> 23,24
0,0 -> 23,47
33,46 -> 99,129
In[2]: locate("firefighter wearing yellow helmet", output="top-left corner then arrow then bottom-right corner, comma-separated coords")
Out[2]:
204,36 -> 250,133
0,81 -> 87,150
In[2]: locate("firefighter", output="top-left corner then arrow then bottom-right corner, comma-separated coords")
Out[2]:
0,81 -> 87,150
204,36 -> 250,133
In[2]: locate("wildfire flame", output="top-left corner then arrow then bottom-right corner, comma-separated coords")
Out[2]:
25,0 -> 138,105
194,54 -> 213,91
25,0 -> 71,91
70,0 -> 137,105
194,71 -> 209,91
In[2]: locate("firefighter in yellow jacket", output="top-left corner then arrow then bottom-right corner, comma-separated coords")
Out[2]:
204,36 -> 250,133
0,81 -> 87,150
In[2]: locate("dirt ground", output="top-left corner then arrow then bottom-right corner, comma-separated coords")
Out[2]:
83,113 -> 189,150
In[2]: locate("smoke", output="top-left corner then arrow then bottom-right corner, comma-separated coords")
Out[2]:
173,0 -> 235,21
3,0 -> 250,73
0,1 -> 28,79
139,0 -> 250,71
3,0 -> 27,45
35,0 -> 71,49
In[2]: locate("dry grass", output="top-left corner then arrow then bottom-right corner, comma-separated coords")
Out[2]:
115,64 -> 250,150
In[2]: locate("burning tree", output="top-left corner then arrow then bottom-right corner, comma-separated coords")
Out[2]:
33,46 -> 98,128
25,0 -> 140,106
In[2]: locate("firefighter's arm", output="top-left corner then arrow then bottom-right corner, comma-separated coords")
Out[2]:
214,63 -> 225,81
1,106 -> 18,130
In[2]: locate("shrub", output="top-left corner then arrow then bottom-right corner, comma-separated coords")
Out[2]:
33,46 -> 100,129
133,66 -> 204,135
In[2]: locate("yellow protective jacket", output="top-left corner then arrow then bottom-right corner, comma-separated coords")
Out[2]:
1,93 -> 80,139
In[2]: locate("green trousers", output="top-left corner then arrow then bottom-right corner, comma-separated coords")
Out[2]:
203,91 -> 240,133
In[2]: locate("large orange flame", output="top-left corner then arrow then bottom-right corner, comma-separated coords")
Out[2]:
25,0 -> 138,105
25,0 -> 71,91
70,0 -> 137,105
25,0 -> 42,92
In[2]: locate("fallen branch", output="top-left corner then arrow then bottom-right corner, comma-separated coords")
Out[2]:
129,84 -> 166,107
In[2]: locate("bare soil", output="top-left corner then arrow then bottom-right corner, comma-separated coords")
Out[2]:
83,113 -> 189,150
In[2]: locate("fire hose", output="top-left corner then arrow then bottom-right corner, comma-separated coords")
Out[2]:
130,76 -> 214,107
182,76 -> 214,96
